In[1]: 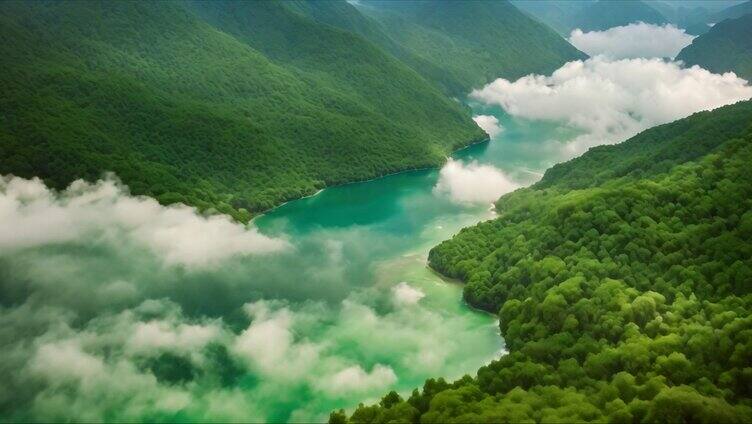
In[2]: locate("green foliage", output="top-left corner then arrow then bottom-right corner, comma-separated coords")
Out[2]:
677,13 -> 752,82
0,0 -> 485,221
356,0 -> 587,95
572,0 -> 668,32
516,0 -> 670,35
537,100 -> 752,190
338,101 -> 752,422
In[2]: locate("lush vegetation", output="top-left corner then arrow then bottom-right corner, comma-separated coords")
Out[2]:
512,0 -> 592,35
335,101 -> 752,422
515,0 -> 668,34
0,0 -> 487,221
355,0 -> 587,95
677,13 -> 752,81
572,0 -> 668,32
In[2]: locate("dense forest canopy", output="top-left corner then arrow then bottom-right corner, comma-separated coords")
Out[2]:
0,0 -> 487,221
336,100 -> 752,422
354,0 -> 587,95
0,0 -> 587,221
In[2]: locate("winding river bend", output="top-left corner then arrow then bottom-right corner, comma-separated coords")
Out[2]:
244,106 -> 573,421
0,105 -> 577,422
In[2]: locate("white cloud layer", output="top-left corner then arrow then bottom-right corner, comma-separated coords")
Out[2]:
392,282 -> 425,306
317,364 -> 397,396
127,320 -> 221,354
471,57 -> 752,159
434,159 -> 520,204
233,301 -> 321,380
472,115 -> 503,137
569,22 -> 695,59
0,175 -> 288,268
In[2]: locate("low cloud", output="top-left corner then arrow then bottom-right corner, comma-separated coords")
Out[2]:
317,364 -> 397,396
127,320 -> 221,355
434,159 -> 520,204
392,282 -> 426,306
233,301 -> 321,379
472,115 -> 503,137
471,57 -> 752,159
569,22 -> 694,59
0,175 -> 288,268
0,176 -> 504,421
2,290 -> 500,421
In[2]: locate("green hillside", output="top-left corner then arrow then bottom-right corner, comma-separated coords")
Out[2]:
513,0 -> 595,35
336,100 -> 752,422
0,0 -> 484,221
652,1 -> 751,36
709,0 -> 752,23
677,13 -> 752,81
537,100 -> 752,190
516,0 -> 671,34
645,1 -> 746,35
355,0 -> 587,95
282,0 -> 465,96
573,0 -> 669,31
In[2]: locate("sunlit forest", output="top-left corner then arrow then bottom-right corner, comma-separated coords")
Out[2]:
339,101 -> 752,422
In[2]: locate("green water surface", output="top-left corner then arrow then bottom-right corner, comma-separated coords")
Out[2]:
1,108 -> 572,422
241,107 -> 570,421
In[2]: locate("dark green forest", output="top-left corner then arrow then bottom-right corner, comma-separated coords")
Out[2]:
677,12 -> 752,82
335,101 -> 752,422
0,0 -> 485,221
353,0 -> 587,95
0,0 -> 584,221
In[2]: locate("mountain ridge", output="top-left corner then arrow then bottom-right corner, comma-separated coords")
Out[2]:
677,13 -> 752,81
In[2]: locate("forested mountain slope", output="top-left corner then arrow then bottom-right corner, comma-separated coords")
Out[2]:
280,0 -> 464,96
573,0 -> 668,31
0,0 -> 484,221
537,100 -> 752,190
709,0 -> 752,23
647,0 -> 751,36
516,0 -> 669,35
355,0 -> 586,95
512,0 -> 594,35
336,100 -> 752,422
677,13 -> 752,81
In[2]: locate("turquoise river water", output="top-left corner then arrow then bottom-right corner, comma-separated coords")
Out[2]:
242,105 -> 575,421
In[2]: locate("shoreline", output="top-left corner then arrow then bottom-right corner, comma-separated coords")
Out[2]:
251,135 -> 490,221
426,263 -> 498,318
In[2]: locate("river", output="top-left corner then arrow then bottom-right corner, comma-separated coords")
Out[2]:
240,105 -> 573,421
0,105 -> 573,422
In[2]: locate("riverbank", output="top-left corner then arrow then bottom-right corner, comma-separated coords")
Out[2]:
250,134 -> 491,222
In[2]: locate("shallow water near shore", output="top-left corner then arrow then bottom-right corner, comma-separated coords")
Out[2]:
244,107 -> 570,420
0,108 -> 572,422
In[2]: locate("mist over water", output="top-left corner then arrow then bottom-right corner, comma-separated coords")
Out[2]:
0,108 -> 570,422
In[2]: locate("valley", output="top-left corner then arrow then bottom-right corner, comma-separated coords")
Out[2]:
1,1 -> 751,422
